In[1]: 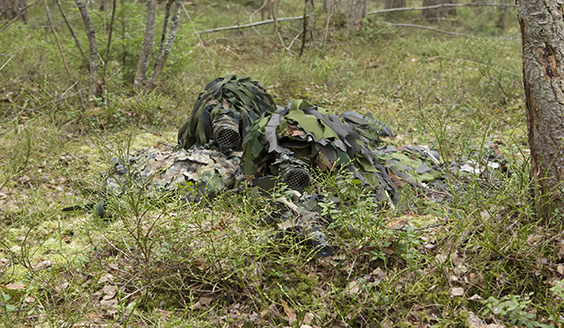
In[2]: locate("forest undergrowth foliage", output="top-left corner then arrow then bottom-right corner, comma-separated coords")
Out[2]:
1,1 -> 563,327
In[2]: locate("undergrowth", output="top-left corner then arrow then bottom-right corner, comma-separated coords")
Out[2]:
1,1 -> 563,327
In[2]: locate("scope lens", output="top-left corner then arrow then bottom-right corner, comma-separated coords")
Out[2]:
212,114 -> 241,149
284,168 -> 310,191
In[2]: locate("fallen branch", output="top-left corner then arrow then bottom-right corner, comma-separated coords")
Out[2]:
392,23 -> 472,38
194,3 -> 515,35
196,15 -> 304,34
367,2 -> 516,15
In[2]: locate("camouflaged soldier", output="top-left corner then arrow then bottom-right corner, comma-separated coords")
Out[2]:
177,74 -> 276,152
243,99 -> 396,196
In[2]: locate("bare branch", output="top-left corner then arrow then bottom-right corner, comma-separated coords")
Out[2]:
102,0 -> 118,79
392,23 -> 472,38
181,2 -> 215,71
196,15 -> 304,34
134,0 -> 156,89
44,0 -> 72,79
193,3 -> 515,35
75,0 -> 99,105
367,2 -> 516,15
56,0 -> 89,72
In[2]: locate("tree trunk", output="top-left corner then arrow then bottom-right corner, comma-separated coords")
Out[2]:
518,0 -> 564,217
422,0 -> 456,21
1,0 -> 28,22
134,0 -> 156,89
385,0 -> 406,9
342,0 -> 366,31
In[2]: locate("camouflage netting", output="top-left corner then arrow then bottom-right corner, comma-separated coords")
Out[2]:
242,99 -> 403,203
103,142 -> 242,200
177,74 -> 276,151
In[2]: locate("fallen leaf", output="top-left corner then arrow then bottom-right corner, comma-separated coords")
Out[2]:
281,299 -> 296,324
190,296 -> 213,310
102,285 -> 117,298
24,295 -> 35,304
468,294 -> 483,301
98,274 -> 114,284
347,280 -> 361,295
449,287 -> 464,297
302,312 -> 314,325
5,283 -> 26,290
100,298 -> 118,307
54,282 -> 70,293
558,265 -> 564,276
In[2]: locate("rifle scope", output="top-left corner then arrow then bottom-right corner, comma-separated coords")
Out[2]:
212,114 -> 241,149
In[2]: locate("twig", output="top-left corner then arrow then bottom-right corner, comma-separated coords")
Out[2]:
322,0 -> 334,50
56,0 -> 89,71
298,0 -> 307,58
0,83 -> 82,124
43,0 -> 72,81
75,0 -> 99,104
392,23 -> 472,38
102,0 -> 117,81
196,15 -> 304,34
249,0 -> 268,35
0,0 -> 41,35
367,3 -> 516,16
0,54 -> 14,72
181,2 -> 215,72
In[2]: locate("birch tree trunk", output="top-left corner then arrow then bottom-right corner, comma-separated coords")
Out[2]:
144,0 -> 181,92
518,0 -> 564,216
134,0 -> 156,89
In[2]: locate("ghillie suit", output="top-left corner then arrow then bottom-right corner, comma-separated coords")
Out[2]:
242,99 -> 395,200
241,99 -> 403,257
177,74 -> 276,151
65,142 -> 242,217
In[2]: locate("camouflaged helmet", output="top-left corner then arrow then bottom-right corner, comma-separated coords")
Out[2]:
177,74 -> 276,151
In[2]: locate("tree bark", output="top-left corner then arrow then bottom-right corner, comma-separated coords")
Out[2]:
145,0 -> 181,92
422,0 -> 456,21
1,0 -> 28,22
385,0 -> 406,9
134,0 -> 156,89
342,0 -> 366,31
518,0 -> 564,217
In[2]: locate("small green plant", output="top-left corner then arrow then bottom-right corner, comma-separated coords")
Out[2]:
482,293 -> 550,328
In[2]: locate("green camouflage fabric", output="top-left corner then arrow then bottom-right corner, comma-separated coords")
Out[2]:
243,99 -> 387,190
177,74 -> 276,151
104,142 -> 242,200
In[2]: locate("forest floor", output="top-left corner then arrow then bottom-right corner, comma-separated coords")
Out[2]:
1,1 -> 564,327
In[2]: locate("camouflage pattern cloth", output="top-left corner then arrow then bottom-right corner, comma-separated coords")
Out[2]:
103,142 -> 242,201
243,99 -> 386,190
177,74 -> 276,151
